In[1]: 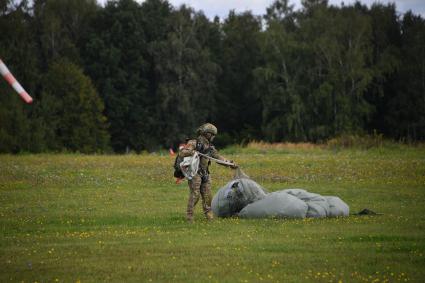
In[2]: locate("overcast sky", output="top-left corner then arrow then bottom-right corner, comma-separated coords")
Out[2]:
99,0 -> 425,18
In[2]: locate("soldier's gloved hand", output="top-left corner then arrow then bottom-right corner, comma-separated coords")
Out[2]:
229,160 -> 238,169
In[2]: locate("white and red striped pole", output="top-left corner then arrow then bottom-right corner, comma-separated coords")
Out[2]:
0,58 -> 33,104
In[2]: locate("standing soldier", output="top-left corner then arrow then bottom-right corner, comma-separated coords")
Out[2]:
179,123 -> 237,223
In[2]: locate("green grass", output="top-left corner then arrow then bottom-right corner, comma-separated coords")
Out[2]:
1,146 -> 424,282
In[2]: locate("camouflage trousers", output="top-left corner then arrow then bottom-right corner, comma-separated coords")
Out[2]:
187,174 -> 213,221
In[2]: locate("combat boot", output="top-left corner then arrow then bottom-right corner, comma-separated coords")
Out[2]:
206,211 -> 214,221
186,215 -> 194,224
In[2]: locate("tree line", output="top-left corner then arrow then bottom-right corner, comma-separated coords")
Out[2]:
0,0 -> 424,153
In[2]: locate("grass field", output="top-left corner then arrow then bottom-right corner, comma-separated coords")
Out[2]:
1,145 -> 424,282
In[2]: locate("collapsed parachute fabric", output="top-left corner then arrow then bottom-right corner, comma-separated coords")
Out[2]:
212,169 -> 349,218
212,168 -> 267,217
179,152 -> 200,180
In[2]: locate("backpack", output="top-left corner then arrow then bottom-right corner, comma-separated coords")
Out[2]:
173,153 -> 185,179
173,138 -> 193,179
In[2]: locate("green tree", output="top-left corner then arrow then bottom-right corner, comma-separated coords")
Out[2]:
255,0 -> 308,141
364,3 -> 401,136
139,0 -> 174,150
40,59 -> 109,152
301,2 -> 374,137
0,0 -> 40,152
33,0 -> 98,68
83,0 -> 150,152
217,11 -> 263,142
386,12 -> 425,140
150,5 -> 220,147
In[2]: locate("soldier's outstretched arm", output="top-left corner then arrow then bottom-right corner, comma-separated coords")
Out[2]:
210,146 -> 238,168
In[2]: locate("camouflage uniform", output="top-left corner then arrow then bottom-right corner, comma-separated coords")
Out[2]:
179,124 -> 234,222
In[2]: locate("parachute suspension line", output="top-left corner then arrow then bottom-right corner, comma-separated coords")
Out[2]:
0,59 -> 33,104
196,152 -> 235,167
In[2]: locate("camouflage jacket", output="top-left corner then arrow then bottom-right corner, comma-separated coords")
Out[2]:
179,135 -> 228,173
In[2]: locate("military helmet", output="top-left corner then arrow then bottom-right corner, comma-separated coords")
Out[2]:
197,123 -> 218,136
